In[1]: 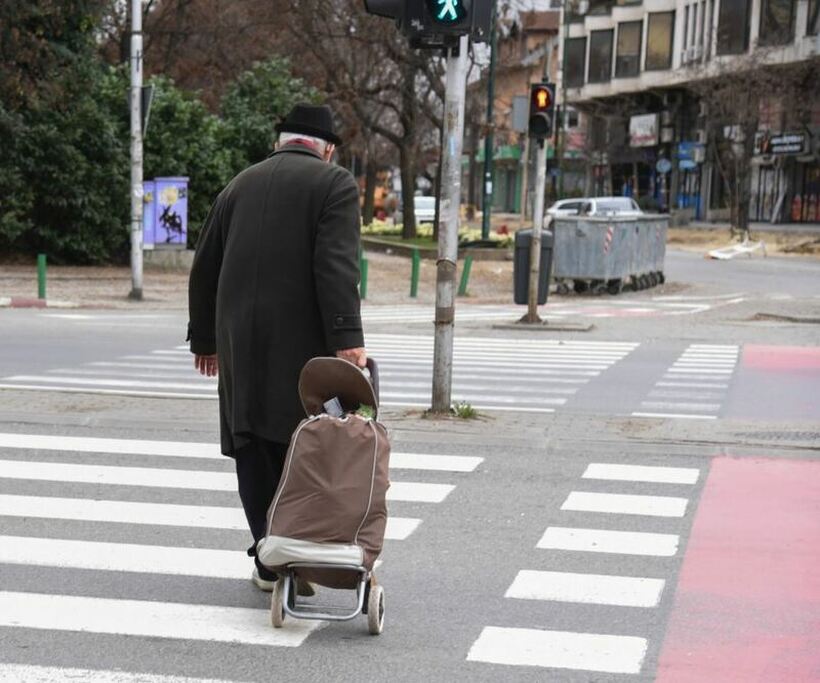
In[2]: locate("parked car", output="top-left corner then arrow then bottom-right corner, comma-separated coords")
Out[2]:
546,198 -> 587,217
396,195 -> 436,225
578,196 -> 643,217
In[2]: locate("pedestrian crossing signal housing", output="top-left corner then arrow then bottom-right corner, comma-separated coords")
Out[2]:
427,0 -> 468,26
364,0 -> 493,45
529,83 -> 555,139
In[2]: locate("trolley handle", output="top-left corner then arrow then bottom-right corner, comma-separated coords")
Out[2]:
365,357 -> 379,404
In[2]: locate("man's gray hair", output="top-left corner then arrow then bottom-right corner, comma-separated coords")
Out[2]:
278,132 -> 332,154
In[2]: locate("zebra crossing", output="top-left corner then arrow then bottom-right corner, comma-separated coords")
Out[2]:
467,460 -> 700,676
633,344 -> 740,420
0,335 -> 640,414
0,430 -> 482,669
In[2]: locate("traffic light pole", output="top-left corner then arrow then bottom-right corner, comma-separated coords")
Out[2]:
129,0 -> 144,300
524,138 -> 547,323
432,34 -> 469,413
480,1 -> 496,240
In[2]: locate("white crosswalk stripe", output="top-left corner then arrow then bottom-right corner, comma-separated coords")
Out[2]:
0,664 -> 235,683
467,458 -> 700,675
0,430 -> 476,673
633,343 -> 740,419
0,334 -> 640,414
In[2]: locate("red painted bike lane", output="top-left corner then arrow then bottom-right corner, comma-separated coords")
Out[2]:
656,457 -> 820,682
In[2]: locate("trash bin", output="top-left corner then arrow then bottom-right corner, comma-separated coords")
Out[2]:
153,177 -> 189,248
514,228 -> 554,305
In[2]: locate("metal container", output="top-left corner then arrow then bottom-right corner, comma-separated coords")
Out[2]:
513,228 -> 554,305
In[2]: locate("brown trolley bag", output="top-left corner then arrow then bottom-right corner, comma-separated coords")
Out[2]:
257,357 -> 390,589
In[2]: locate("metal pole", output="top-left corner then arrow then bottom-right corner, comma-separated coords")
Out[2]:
519,135 -> 530,229
525,139 -> 547,323
432,35 -> 469,413
37,254 -> 47,300
129,0 -> 144,300
480,3 -> 497,240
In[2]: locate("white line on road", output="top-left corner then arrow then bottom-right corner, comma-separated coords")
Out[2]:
382,392 -> 567,405
561,491 -> 689,517
582,463 -> 699,485
466,626 -> 647,674
655,381 -> 729,389
5,376 -> 216,391
0,384 -> 216,400
0,534 -> 250,579
380,401 -> 555,413
640,401 -> 721,412
0,433 -> 479,473
632,412 -> 718,420
0,664 -> 236,683
0,460 -> 454,503
649,390 -> 724,400
0,494 -> 420,540
537,526 -> 680,556
505,569 -> 666,607
666,368 -> 734,374
0,591 -> 321,647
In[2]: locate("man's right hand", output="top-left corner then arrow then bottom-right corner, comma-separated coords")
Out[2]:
336,347 -> 367,368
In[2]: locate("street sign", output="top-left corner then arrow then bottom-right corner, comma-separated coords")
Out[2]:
511,95 -> 528,133
656,158 -> 672,174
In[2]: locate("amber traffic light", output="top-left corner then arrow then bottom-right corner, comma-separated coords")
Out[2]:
529,82 -> 556,139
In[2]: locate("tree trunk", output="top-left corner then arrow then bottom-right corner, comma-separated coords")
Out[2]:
399,146 -> 416,239
362,151 -> 377,226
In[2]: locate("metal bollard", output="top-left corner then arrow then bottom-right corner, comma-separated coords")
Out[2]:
37,253 -> 47,300
457,253 -> 473,297
410,247 -> 420,298
359,254 -> 369,300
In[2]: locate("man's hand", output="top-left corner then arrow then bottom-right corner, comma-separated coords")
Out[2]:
336,347 -> 367,368
194,354 -> 219,377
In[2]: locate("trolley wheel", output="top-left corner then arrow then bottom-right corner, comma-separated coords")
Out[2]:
367,584 -> 385,635
573,280 -> 589,294
648,272 -> 659,288
271,579 -> 285,628
556,281 -> 570,296
638,274 -> 649,290
657,271 -> 666,284
607,279 -> 623,295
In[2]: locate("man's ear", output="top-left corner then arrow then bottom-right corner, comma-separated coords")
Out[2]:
325,144 -> 336,162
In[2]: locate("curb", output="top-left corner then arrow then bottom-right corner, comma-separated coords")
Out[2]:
0,297 -> 79,309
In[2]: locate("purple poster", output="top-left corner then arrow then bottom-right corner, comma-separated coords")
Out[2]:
154,177 -> 189,248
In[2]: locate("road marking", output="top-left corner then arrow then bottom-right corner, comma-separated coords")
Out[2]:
655,382 -> 729,389
561,491 -> 688,517
582,463 -> 699,485
505,569 -> 666,607
5,375 -> 216,391
0,460 -> 453,503
381,401 -> 555,413
649,390 -> 724,400
0,664 -> 235,683
380,369 -> 589,384
666,368 -> 734,374
0,535 -> 250,579
0,384 -> 216,400
0,591 -> 321,647
0,433 -> 480,473
466,626 -> 647,674
382,391 -> 567,405
537,526 -> 679,556
631,412 -> 718,420
372,380 -> 577,394
0,494 -> 420,540
640,401 -> 721,412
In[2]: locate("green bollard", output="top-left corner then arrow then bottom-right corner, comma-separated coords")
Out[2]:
458,253 -> 473,297
410,247 -> 420,298
359,254 -> 368,300
37,253 -> 47,300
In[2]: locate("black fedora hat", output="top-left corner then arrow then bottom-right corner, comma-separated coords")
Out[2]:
275,103 -> 342,146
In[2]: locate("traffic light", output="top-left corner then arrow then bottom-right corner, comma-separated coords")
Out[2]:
364,0 -> 493,47
528,82 -> 556,139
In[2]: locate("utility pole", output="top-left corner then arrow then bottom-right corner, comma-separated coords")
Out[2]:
129,0 -> 144,300
480,2 -> 497,240
432,34 -> 469,413
524,139 -> 547,323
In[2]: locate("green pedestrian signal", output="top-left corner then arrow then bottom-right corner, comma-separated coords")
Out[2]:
427,0 -> 466,24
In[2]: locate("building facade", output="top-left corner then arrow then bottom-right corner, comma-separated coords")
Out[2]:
559,0 -> 820,223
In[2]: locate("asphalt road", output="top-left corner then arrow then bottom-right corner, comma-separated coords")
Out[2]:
0,250 -> 818,682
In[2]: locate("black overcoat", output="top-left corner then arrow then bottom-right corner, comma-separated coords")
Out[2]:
187,144 -> 363,455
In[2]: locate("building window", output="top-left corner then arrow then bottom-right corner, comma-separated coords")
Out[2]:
615,21 -> 642,77
700,0 -> 707,46
589,29 -> 614,83
810,0 -> 820,35
717,0 -> 751,54
564,37 -> 587,88
683,5 -> 690,48
646,12 -> 675,70
759,0 -> 796,45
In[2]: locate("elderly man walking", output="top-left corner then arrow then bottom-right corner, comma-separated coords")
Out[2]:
187,103 -> 366,591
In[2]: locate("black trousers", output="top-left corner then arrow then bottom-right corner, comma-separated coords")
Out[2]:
234,437 -> 289,581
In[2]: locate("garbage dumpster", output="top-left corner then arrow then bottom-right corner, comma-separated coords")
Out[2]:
514,228 -> 554,305
153,177 -> 189,248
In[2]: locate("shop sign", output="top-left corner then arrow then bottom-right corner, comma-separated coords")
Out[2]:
677,141 -> 705,162
754,131 -> 809,156
630,113 -> 659,147
679,159 -> 697,170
